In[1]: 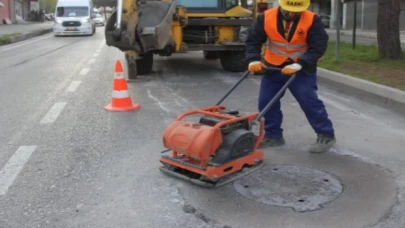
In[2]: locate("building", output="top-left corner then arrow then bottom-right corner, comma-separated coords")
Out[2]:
0,0 -> 39,24
267,0 -> 405,30
338,0 -> 405,30
0,0 -> 14,24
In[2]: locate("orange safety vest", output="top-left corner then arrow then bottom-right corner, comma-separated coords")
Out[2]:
263,8 -> 315,66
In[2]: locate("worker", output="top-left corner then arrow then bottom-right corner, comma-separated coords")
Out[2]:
245,0 -> 336,153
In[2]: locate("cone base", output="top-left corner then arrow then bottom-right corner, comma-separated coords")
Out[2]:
104,103 -> 141,112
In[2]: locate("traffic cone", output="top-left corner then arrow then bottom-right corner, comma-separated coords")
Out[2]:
104,60 -> 141,112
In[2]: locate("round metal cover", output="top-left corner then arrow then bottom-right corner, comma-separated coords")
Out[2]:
233,165 -> 343,212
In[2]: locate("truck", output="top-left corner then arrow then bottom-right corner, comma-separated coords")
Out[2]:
105,0 -> 269,79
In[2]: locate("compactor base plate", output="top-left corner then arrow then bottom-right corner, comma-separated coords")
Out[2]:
159,160 -> 264,188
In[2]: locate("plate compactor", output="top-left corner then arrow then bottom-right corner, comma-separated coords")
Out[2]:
159,67 -> 297,188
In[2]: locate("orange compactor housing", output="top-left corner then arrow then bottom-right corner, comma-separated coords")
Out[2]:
159,104 -> 265,187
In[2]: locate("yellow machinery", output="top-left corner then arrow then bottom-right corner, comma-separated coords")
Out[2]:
105,0 -> 269,79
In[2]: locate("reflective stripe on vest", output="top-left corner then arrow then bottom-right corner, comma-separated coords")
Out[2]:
263,8 -> 315,65
266,41 -> 308,59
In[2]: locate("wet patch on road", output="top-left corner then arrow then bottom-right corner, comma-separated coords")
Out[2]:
233,165 -> 343,212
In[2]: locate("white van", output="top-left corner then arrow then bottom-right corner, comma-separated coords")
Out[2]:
53,0 -> 96,36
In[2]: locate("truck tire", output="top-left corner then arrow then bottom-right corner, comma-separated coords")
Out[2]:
203,51 -> 219,60
125,52 -> 154,80
219,51 -> 248,72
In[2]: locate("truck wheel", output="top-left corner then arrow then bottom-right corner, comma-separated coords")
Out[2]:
203,51 -> 218,60
125,52 -> 154,80
219,51 -> 248,72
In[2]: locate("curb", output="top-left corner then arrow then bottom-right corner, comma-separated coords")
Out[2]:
317,68 -> 405,116
8,28 -> 53,44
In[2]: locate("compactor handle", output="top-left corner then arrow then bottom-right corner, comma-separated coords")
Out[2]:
215,66 -> 285,106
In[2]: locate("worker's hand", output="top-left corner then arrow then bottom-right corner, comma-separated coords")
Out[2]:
281,63 -> 302,75
248,61 -> 264,73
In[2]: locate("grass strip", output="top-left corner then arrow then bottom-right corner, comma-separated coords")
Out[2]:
318,41 -> 405,91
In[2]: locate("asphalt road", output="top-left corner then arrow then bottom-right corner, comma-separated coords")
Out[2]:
0,28 -> 405,228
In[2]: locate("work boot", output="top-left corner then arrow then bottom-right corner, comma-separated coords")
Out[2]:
259,137 -> 286,149
309,134 -> 336,153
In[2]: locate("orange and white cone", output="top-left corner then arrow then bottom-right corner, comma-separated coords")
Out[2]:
104,60 -> 141,112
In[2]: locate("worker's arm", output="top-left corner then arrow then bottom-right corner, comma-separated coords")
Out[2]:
245,13 -> 267,63
297,14 -> 329,69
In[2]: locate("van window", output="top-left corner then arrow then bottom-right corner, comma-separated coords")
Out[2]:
56,6 -> 89,17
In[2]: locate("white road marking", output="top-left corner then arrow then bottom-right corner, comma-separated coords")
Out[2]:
65,81 -> 82,92
88,59 -> 96,64
147,89 -> 170,112
0,146 -> 37,196
79,68 -> 90,75
0,34 -> 53,52
40,102 -> 67,124
95,49 -> 101,53
93,53 -> 99,57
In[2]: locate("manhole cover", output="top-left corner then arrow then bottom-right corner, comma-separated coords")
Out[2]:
233,165 -> 343,212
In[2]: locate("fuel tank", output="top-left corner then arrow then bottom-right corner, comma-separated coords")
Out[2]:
162,120 -> 223,162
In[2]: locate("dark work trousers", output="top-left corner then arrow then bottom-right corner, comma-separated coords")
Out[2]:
258,70 -> 335,139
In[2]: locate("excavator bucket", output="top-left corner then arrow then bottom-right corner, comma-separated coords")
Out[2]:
105,1 -> 176,53
137,1 -> 176,52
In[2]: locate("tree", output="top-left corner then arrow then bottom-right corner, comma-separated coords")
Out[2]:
376,0 -> 403,59
39,0 -> 58,13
